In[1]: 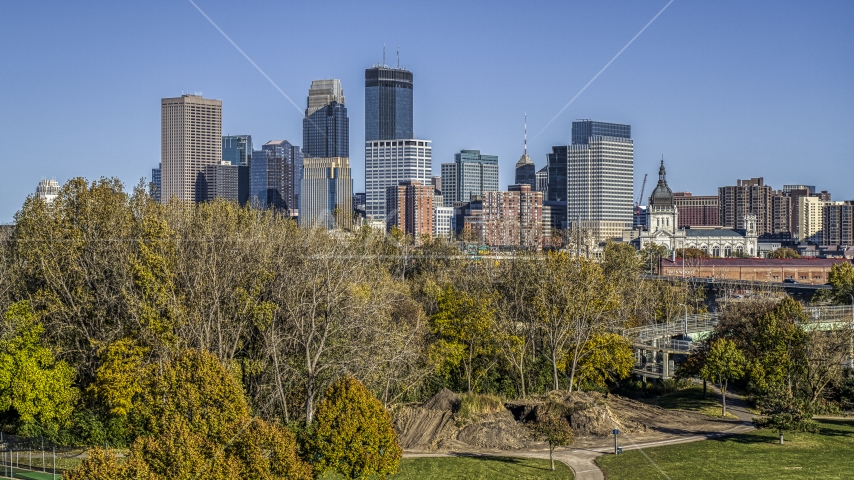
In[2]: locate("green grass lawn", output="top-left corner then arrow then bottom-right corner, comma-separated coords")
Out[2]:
641,386 -> 720,412
321,456 -> 573,479
596,419 -> 854,479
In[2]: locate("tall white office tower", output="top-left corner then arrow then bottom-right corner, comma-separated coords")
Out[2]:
161,94 -> 222,203
566,120 -> 633,242
364,139 -> 432,220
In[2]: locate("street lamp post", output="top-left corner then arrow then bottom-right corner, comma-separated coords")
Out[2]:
678,303 -> 689,336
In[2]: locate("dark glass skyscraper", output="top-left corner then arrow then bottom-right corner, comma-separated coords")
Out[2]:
365,66 -> 413,141
571,120 -> 631,145
303,80 -> 349,158
546,146 -> 568,202
222,135 -> 252,166
250,140 -> 302,211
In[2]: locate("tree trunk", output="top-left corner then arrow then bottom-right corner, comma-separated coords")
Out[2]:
550,446 -> 555,471
306,372 -> 315,423
721,379 -> 727,417
552,351 -> 559,391
703,379 -> 707,399
568,356 -> 578,394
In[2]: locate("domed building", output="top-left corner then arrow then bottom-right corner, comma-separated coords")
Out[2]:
638,161 -> 758,257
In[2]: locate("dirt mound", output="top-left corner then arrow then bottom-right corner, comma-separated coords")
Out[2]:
395,406 -> 458,450
422,388 -> 460,411
395,390 -> 535,452
456,411 -> 534,450
396,390 -> 734,452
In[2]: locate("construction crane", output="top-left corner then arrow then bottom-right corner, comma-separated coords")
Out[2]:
635,173 -> 648,211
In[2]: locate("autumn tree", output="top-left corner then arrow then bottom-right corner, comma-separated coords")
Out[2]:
676,247 -> 710,259
67,348 -> 312,479
818,261 -> 854,305
531,401 -> 575,471
305,375 -> 402,479
754,384 -> 818,445
572,333 -> 634,388
0,301 -> 77,438
768,247 -> 801,259
429,284 -> 496,392
701,338 -> 746,416
533,253 -> 620,392
713,298 -> 808,395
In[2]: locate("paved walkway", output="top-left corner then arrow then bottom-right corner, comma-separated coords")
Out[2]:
404,389 -> 757,480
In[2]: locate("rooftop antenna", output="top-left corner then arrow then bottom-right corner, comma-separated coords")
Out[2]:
524,113 -> 527,156
383,44 -> 386,67
397,45 -> 400,68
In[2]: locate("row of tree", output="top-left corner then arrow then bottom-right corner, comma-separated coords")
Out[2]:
0,177 -> 705,448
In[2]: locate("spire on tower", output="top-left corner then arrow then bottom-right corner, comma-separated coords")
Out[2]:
383,44 -> 386,66
524,113 -> 527,156
397,45 -> 400,68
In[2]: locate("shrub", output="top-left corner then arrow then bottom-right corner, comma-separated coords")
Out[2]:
457,393 -> 504,420
305,375 -> 402,479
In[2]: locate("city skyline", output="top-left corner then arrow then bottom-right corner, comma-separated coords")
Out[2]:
1,1 -> 853,222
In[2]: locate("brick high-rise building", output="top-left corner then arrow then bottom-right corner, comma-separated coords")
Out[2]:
771,191 -> 793,234
480,185 -> 543,251
386,180 -> 434,242
822,201 -> 854,247
718,177 -> 773,235
673,192 -> 719,227
161,94 -> 222,203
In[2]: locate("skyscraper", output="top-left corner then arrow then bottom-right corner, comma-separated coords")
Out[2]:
36,179 -> 60,203
363,58 -> 430,220
386,180 -> 434,243
365,139 -> 432,219
303,80 -> 349,158
441,150 -> 499,206
514,116 -> 536,188
300,157 -> 353,230
161,94 -> 222,203
204,161 -> 240,203
718,178 -> 773,234
365,64 -> 413,141
546,146 -> 568,202
150,164 -> 161,203
566,120 -> 633,242
222,135 -> 252,167
250,140 -> 302,211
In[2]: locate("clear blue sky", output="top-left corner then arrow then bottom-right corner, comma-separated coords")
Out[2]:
1,1 -> 852,222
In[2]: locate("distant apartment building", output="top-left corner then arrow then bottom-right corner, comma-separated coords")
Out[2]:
300,157 -> 352,230
433,205 -> 453,238
222,135 -> 252,166
771,192 -> 793,234
799,196 -> 839,243
441,150 -> 499,208
36,179 -> 60,203
150,165 -> 161,203
161,94 -> 222,203
386,180 -> 434,242
822,201 -> 854,247
479,185 -> 543,251
718,177 -> 773,235
673,192 -> 718,227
